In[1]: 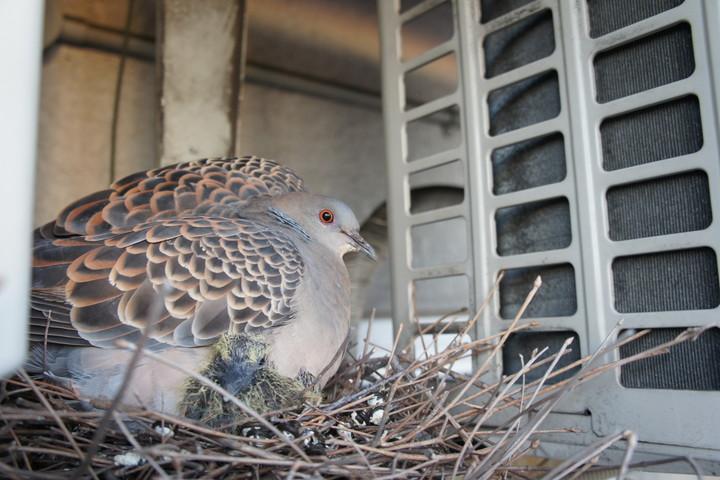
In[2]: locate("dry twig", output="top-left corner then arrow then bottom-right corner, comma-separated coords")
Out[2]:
2,282 -> 710,478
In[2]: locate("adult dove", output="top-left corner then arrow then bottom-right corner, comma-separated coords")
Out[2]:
28,156 -> 375,423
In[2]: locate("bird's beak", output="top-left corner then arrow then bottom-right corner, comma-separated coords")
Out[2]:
343,229 -> 377,261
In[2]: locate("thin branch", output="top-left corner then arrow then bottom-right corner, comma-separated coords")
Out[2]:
17,370 -> 98,480
112,411 -> 170,479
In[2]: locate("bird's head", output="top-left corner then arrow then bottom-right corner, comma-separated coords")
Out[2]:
270,192 -> 376,260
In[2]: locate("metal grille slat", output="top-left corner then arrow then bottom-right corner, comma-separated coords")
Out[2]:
487,250 -> 575,270
603,230 -> 719,257
598,151 -> 711,187
486,117 -> 564,147
402,38 -> 457,72
488,181 -> 572,209
403,92 -> 460,122
400,0 -> 448,24
405,148 -> 464,174
483,53 -> 560,90
410,263 -> 467,280
409,203 -> 466,226
590,2 -> 692,52
595,78 -> 698,118
480,0 -> 549,33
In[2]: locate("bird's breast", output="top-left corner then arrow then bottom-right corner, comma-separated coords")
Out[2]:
265,251 -> 351,385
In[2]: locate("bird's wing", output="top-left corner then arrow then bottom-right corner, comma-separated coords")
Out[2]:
31,215 -> 305,348
42,156 -> 305,238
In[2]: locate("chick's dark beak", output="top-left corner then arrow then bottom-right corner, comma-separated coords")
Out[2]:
343,229 -> 377,260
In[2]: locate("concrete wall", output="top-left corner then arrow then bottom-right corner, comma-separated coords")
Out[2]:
239,83 -> 387,224
35,45 -> 155,226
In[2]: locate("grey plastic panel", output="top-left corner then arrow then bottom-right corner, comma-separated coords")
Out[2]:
379,0 -> 477,351
379,0 -> 720,461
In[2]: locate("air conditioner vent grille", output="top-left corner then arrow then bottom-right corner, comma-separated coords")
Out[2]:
594,22 -> 694,103
480,0 -> 536,24
607,170 -> 712,241
600,95 -> 703,171
587,0 -> 684,38
492,133 -> 566,195
503,331 -> 582,384
500,264 -> 577,319
613,248 -> 720,313
484,9 -> 555,78
620,327 -> 720,390
379,0 -> 720,455
488,70 -> 560,135
495,197 -> 571,256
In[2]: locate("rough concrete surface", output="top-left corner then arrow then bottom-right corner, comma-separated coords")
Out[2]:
35,46 -> 155,226
158,0 -> 244,165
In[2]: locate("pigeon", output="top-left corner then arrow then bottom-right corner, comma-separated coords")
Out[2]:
27,156 -> 376,423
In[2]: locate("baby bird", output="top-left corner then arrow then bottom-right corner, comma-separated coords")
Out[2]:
28,156 -> 375,424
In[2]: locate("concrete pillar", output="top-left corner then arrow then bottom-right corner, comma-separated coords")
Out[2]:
157,0 -> 247,165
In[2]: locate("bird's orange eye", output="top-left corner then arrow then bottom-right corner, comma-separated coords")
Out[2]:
319,209 -> 334,224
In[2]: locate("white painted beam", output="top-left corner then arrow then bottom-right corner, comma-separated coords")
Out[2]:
0,0 -> 44,376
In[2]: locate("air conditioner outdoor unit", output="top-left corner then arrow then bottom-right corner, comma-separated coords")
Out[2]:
378,0 -> 720,472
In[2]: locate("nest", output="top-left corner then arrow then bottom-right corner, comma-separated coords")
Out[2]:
0,281 -> 708,479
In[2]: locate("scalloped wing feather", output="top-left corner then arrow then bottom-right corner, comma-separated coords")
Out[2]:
31,215 -> 305,348
30,157 -> 306,349
52,156 -> 305,237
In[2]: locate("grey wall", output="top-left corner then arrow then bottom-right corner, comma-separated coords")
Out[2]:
239,83 -> 387,224
35,45 -> 155,226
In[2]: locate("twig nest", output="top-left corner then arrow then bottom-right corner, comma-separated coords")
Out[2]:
359,379 -> 374,388
350,411 -> 365,426
367,394 -> 384,406
301,428 -> 315,444
369,408 -> 385,425
113,451 -> 145,467
152,423 -> 175,439
301,428 -> 326,455
351,406 -> 386,426
241,425 -> 271,439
